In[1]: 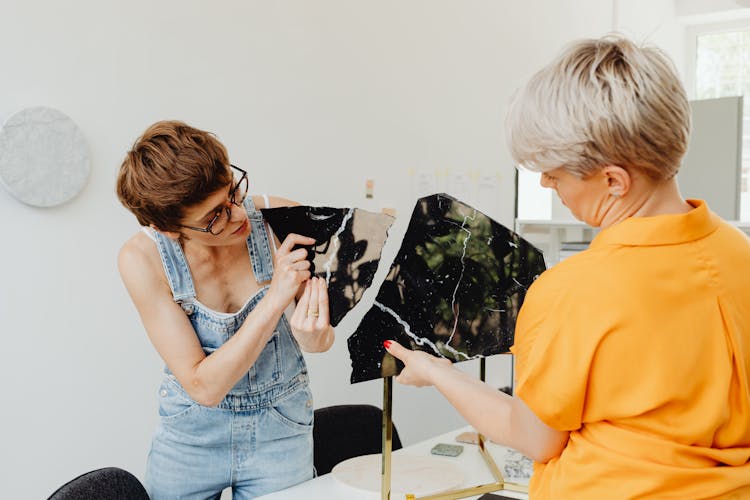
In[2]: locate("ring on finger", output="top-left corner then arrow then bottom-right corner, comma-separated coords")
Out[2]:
307,309 -> 319,318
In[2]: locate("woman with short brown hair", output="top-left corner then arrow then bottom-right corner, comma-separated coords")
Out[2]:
117,120 -> 334,499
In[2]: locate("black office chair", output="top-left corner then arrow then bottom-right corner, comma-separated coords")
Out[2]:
313,404 -> 403,475
47,467 -> 149,500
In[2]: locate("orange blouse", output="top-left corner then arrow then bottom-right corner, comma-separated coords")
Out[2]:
511,200 -> 750,499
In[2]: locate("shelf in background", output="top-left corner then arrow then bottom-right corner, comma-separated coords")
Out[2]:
515,219 -> 750,266
514,219 -> 597,266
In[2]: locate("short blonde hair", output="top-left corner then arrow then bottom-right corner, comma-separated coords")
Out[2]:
507,35 -> 690,180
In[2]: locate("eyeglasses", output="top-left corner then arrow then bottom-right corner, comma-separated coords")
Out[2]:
181,164 -> 249,235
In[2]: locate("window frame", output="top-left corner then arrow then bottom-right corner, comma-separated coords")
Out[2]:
685,19 -> 750,99
686,19 -> 750,217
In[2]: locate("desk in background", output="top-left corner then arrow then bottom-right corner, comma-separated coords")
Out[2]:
257,425 -> 530,500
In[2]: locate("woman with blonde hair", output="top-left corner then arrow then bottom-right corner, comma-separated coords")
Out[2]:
386,35 -> 750,498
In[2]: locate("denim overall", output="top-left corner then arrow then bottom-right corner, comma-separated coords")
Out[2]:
144,196 -> 313,500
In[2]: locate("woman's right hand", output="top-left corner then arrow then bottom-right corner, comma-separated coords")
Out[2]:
267,233 -> 316,311
384,340 -> 453,387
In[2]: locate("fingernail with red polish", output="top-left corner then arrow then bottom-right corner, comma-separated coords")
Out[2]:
383,340 -> 392,349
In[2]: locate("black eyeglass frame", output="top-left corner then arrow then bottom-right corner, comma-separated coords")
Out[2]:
180,164 -> 249,235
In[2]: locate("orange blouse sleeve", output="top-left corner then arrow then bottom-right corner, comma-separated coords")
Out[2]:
511,269 -> 606,432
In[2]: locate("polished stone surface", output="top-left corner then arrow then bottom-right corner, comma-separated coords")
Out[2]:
261,206 -> 395,326
0,107 -> 90,207
348,193 -> 546,383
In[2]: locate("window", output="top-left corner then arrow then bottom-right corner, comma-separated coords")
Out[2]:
692,25 -> 750,220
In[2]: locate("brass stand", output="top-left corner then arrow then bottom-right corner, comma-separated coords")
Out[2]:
381,376 -> 393,500
405,357 -> 529,500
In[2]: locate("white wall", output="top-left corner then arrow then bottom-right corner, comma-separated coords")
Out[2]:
0,1 -> 681,497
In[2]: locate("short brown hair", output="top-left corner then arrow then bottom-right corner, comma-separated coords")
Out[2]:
116,120 -> 232,231
507,35 -> 691,181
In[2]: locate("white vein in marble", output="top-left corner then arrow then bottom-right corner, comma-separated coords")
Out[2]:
447,208 -> 476,345
323,208 -> 355,284
374,300 -> 474,361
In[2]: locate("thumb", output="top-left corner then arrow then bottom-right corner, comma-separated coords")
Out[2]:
383,340 -> 409,361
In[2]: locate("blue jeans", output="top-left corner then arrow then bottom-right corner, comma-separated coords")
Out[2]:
145,375 -> 314,500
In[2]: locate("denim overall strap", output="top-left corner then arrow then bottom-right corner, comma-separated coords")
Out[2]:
148,229 -> 197,302
244,195 -> 275,283
145,198 -> 314,500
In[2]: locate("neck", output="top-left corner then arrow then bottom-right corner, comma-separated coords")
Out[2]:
181,238 -> 244,261
600,176 -> 692,229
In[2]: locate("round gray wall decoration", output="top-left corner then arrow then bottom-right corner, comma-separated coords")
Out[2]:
0,106 -> 90,207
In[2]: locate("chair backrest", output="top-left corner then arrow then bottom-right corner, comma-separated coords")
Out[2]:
47,467 -> 149,500
313,404 -> 403,475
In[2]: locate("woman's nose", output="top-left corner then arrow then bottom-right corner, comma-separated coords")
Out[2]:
228,202 -> 244,221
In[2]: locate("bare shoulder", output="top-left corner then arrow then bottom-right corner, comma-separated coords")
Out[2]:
252,195 -> 300,209
117,231 -> 166,290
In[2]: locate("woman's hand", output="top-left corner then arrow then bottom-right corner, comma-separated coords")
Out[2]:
267,233 -> 315,312
289,277 -> 334,352
384,340 -> 453,387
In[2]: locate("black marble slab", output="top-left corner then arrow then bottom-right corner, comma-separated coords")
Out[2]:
347,193 -> 546,383
260,206 -> 395,327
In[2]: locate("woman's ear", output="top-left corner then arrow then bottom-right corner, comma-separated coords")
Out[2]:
150,223 -> 182,241
602,165 -> 631,197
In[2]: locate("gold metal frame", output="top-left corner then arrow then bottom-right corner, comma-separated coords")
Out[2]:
382,376 -> 393,500
381,358 -> 528,500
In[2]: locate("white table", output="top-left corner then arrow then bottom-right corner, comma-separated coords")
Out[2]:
257,425 -> 530,500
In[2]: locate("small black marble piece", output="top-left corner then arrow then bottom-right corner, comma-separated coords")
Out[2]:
260,206 -> 395,327
347,193 -> 546,383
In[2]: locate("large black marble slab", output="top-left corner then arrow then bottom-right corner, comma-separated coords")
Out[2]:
260,206 -> 395,327
347,193 -> 546,383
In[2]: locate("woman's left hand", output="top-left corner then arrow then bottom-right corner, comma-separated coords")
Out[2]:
289,277 -> 335,352
384,340 -> 453,387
